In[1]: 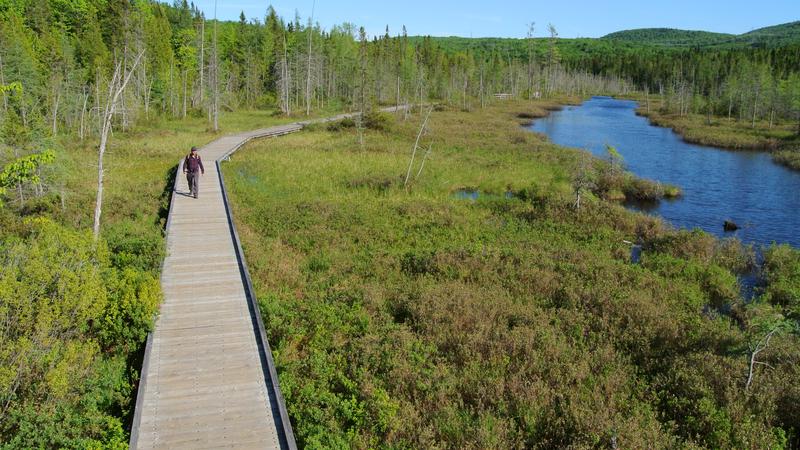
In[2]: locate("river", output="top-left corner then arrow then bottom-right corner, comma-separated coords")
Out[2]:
529,96 -> 800,248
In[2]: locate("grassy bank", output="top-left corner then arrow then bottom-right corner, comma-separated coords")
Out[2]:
224,100 -> 799,448
620,94 -> 800,171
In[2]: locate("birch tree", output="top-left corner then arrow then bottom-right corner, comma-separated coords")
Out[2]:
93,51 -> 144,241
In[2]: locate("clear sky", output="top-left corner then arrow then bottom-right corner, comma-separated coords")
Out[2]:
190,1 -> 800,39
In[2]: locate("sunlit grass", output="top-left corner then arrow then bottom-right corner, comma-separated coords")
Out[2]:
55,108 -> 344,230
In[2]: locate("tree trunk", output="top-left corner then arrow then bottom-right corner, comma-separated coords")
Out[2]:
94,69 -> 118,241
142,59 -> 149,118
182,70 -> 188,118
305,17 -> 314,116
462,75 -> 467,111
746,328 -> 777,391
93,52 -> 144,242
79,87 -> 88,140
728,96 -> 733,121
51,88 -> 60,136
96,72 -> 102,132
479,67 -> 484,109
199,18 -> 205,107
212,5 -> 219,132
404,107 -> 432,187
0,54 -> 7,113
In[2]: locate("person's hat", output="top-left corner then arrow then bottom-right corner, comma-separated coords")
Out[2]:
190,146 -> 198,152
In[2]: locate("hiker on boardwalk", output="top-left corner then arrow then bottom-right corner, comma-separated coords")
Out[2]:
183,146 -> 204,198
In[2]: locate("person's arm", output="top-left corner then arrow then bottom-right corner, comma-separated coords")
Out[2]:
183,156 -> 189,173
199,156 -> 204,174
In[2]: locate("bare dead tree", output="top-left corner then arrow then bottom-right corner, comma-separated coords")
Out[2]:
79,86 -> 88,140
479,63 -> 486,109
305,1 -> 316,116
572,153 -> 595,210
93,51 -> 144,241
404,106 -> 433,188
211,0 -> 219,131
745,325 -> 780,392
415,144 -> 432,180
0,53 -> 7,113
526,22 -> 535,100
50,79 -> 60,136
199,17 -> 205,107
278,34 -> 291,115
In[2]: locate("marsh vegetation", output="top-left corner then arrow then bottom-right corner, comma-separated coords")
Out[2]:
225,102 -> 800,448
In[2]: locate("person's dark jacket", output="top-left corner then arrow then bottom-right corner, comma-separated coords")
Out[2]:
184,154 -> 204,174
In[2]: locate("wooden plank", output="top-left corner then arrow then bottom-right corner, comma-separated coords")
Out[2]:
131,128 -> 289,450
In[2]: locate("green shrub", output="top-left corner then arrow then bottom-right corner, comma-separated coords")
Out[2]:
347,175 -> 400,192
104,219 -> 165,273
761,245 -> 800,315
0,218 -> 160,446
100,267 -> 161,352
326,117 -> 356,131
363,111 -> 392,131
773,150 -> 800,170
623,177 -> 665,201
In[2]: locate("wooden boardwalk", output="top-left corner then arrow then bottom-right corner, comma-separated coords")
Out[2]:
130,109 -> 406,449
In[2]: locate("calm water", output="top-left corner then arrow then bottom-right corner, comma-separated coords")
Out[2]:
530,96 -> 800,248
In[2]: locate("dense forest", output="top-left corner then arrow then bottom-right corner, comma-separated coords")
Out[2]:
0,0 -> 627,138
0,0 -> 799,447
418,33 -> 800,128
603,21 -> 800,48
0,0 -> 799,144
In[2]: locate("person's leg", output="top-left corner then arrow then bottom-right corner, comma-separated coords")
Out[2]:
187,172 -> 196,197
191,171 -> 199,198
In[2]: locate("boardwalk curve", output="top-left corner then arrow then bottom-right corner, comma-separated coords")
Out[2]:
130,109 -> 405,449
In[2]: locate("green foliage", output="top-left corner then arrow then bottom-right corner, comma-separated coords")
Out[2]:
362,111 -> 392,131
0,217 -> 159,446
0,81 -> 21,93
327,117 -> 356,132
773,149 -> 800,170
100,267 -> 161,352
739,21 -> 800,47
592,21 -> 800,48
103,219 -> 165,272
605,143 -> 622,169
603,28 -> 736,47
0,149 -> 55,204
591,154 -> 679,203
761,244 -> 800,318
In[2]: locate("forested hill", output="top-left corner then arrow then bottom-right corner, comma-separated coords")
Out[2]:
413,21 -> 800,56
739,21 -> 800,46
603,21 -> 800,48
601,29 -> 735,47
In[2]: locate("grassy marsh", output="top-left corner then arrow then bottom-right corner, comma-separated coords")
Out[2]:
224,100 -> 799,448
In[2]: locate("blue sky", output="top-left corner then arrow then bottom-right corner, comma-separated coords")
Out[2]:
191,1 -> 800,39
